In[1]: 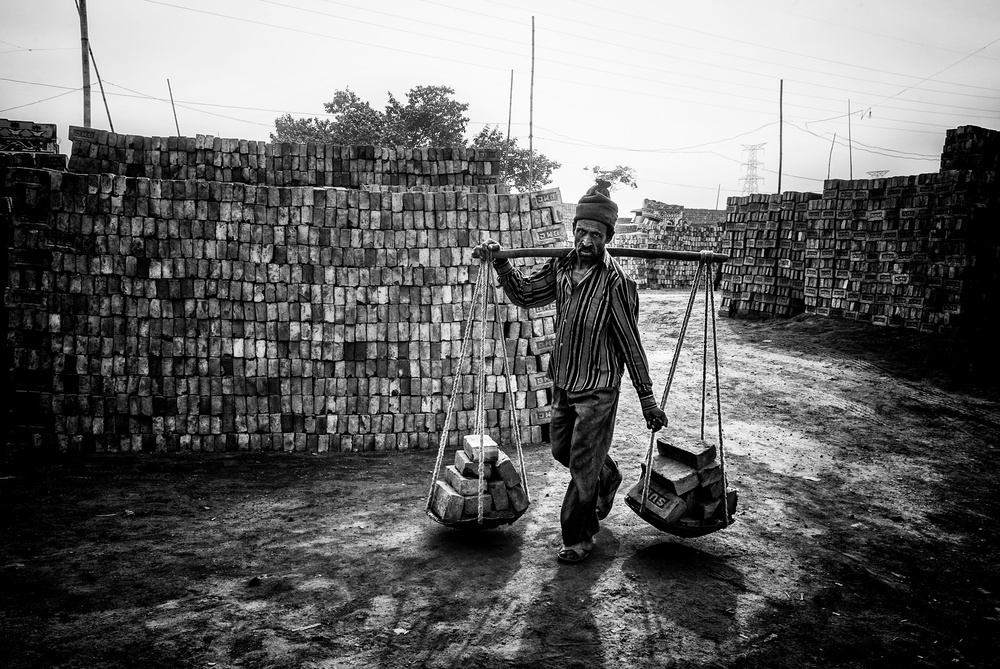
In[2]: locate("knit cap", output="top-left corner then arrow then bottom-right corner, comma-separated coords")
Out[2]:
573,179 -> 618,234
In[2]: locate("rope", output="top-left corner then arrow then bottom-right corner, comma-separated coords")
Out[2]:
426,258 -> 530,525
492,275 -> 530,502
474,258 -> 489,524
426,262 -> 487,514
640,261 -> 705,513
708,268 -> 730,528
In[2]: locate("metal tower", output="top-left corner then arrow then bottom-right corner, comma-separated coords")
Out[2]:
740,143 -> 765,195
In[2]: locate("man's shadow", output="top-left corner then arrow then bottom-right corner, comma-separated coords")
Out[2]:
621,538 -> 745,643
509,527 -> 623,667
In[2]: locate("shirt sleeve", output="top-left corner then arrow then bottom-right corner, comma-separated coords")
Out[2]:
491,258 -> 558,309
608,273 -> 657,408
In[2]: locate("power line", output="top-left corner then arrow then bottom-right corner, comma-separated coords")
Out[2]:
0,87 -> 81,114
142,0 -> 1000,120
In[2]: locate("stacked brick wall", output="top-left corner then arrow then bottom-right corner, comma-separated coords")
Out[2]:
4,163 -> 568,454
803,172 -> 998,330
719,192 -> 820,317
719,170 -> 998,331
941,125 -> 1000,172
612,222 -> 722,289
67,127 -> 504,190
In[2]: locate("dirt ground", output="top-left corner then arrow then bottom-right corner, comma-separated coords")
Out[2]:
2,289 -> 999,669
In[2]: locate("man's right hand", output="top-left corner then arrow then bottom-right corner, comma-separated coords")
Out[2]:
472,238 -> 502,262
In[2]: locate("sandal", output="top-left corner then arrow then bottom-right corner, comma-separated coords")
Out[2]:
596,459 -> 623,521
557,546 -> 591,563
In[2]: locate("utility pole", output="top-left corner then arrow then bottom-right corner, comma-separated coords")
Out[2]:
167,79 -> 181,135
847,99 -> 853,180
777,79 -> 783,194
504,70 -> 513,179
78,0 -> 91,128
827,133 -> 837,180
528,16 -> 535,190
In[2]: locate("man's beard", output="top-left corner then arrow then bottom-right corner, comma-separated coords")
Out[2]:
576,245 -> 601,264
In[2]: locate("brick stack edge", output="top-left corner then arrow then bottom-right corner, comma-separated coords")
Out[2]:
719,125 -> 999,331
4,129 -> 566,454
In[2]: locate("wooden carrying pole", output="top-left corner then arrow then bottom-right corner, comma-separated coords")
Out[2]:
494,248 -> 729,263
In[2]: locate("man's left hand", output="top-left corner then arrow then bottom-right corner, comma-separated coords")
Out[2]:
643,407 -> 668,432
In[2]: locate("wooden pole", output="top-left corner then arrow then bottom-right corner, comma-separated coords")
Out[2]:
528,16 -> 535,190
827,133 -> 837,180
167,79 -> 181,136
88,43 -> 113,131
777,79 -> 783,194
847,99 -> 853,180
78,0 -> 91,128
504,69 -> 513,179
494,247 -> 729,263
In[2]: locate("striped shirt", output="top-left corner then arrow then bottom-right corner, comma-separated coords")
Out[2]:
493,250 -> 657,409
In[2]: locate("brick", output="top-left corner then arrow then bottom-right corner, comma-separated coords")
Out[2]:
697,458 -> 723,486
444,464 -> 486,496
488,480 -> 509,510
430,480 -> 464,523
656,438 -> 717,470
463,433 -> 499,464
625,480 -> 687,523
493,451 -> 522,488
688,499 -> 721,521
507,483 -> 530,512
463,493 -> 493,516
455,449 -> 492,479
645,455 -> 700,496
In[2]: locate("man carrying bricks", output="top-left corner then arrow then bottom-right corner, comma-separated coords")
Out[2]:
473,180 -> 667,564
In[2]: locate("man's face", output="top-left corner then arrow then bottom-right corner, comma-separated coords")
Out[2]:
574,219 -> 609,265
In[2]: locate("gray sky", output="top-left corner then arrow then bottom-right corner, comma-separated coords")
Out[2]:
2,0 -> 998,214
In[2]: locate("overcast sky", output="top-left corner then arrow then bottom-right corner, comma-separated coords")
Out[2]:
2,0 -> 998,214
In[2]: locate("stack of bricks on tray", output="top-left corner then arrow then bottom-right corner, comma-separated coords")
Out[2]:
626,438 -> 735,528
430,434 -> 529,523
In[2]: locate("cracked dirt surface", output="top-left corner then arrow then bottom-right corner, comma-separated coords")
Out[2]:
2,289 -> 999,668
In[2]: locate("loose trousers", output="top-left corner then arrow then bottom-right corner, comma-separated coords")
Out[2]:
550,386 -> 621,548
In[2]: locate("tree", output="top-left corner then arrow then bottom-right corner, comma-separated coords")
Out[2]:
585,164 -> 638,191
382,86 -> 468,147
271,85 -> 467,147
470,124 -> 561,193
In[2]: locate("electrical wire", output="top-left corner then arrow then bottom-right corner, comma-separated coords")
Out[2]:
146,0 -> 1000,116
0,87 -> 81,114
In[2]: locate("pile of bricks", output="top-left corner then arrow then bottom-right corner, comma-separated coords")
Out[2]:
718,125 -> 1000,332
1,119 -> 67,171
625,438 -> 735,528
940,125 -> 1000,172
4,155 -> 571,453
800,172 -> 998,330
610,200 -> 724,290
429,434 -> 530,523
719,191 -> 820,317
67,127 -> 504,189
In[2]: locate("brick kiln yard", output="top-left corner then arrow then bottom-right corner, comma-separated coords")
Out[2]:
3,289 -> 999,669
